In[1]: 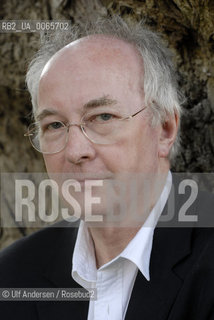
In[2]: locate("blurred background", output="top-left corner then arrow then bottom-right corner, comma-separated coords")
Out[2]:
0,0 -> 214,249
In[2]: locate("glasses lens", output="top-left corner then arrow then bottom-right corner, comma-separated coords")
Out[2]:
27,122 -> 67,154
82,113 -> 126,144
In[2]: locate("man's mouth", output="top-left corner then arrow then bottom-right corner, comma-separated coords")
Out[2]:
59,172 -> 114,182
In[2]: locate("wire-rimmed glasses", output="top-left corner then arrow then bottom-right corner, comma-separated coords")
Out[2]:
24,106 -> 147,154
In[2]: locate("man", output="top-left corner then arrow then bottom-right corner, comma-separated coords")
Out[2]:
0,16 -> 214,319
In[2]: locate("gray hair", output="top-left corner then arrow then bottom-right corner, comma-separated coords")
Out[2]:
26,15 -> 183,158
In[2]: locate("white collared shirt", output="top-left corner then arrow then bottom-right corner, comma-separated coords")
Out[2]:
72,172 -> 172,320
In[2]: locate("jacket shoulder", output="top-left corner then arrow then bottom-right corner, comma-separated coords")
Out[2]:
0,221 -> 78,287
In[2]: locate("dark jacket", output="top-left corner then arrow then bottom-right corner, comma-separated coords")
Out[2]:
0,192 -> 214,319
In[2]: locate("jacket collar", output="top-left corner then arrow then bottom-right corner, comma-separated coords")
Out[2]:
125,226 -> 193,320
125,175 -> 194,320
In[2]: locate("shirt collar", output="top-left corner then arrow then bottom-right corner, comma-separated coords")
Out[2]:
72,220 -> 97,283
72,172 -> 172,282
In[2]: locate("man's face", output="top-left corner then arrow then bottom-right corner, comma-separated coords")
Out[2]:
37,36 -> 173,223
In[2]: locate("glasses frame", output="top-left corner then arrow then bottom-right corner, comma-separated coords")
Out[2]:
24,106 -> 147,154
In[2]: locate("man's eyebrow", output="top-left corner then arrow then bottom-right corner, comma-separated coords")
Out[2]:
83,96 -> 118,109
35,109 -> 60,121
35,96 -> 118,121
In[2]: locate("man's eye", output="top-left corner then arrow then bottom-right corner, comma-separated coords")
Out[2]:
46,122 -> 64,130
93,113 -> 115,122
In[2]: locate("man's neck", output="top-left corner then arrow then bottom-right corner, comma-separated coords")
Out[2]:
88,166 -> 170,268
88,226 -> 141,268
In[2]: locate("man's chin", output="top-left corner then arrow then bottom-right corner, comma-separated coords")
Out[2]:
55,172 -> 165,227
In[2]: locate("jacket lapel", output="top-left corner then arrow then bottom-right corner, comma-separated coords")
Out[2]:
125,227 -> 193,320
36,223 -> 89,320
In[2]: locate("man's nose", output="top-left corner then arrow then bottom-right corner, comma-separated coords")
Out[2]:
64,125 -> 96,164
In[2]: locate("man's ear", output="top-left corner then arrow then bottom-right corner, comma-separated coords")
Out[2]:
158,113 -> 179,158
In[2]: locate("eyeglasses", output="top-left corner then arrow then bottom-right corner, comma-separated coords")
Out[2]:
24,106 -> 147,154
